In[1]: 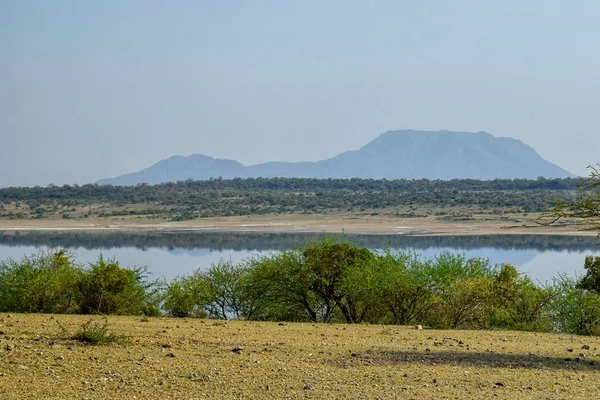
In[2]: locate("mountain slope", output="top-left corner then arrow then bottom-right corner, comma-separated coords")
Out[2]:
97,130 -> 574,185
97,154 -> 247,186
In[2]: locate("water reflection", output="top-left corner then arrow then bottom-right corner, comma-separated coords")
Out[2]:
0,231 -> 598,283
0,231 -> 597,251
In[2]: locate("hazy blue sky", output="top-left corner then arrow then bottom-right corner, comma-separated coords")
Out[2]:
1,1 -> 599,187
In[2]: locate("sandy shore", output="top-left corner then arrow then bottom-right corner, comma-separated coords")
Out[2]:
0,215 -> 595,236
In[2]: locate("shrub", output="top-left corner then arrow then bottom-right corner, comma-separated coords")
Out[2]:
76,256 -> 151,315
163,273 -> 211,318
302,240 -> 374,323
0,249 -> 81,313
70,318 -> 128,345
577,255 -> 600,294
551,274 -> 600,336
490,264 -> 555,332
344,250 -> 435,325
417,253 -> 494,329
245,251 -> 326,322
204,261 -> 254,320
6,241 -> 600,336
428,276 -> 494,329
140,281 -> 164,317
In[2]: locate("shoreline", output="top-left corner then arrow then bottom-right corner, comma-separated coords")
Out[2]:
0,215 -> 595,237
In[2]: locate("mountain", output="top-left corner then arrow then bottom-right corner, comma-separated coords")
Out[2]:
96,130 -> 575,185
98,154 -> 246,186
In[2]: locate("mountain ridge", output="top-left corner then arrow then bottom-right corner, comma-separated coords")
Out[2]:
97,130 -> 575,185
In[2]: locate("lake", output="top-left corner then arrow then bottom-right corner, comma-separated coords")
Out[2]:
0,231 -> 598,283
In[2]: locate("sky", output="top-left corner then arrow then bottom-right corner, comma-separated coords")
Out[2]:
1,0 -> 599,187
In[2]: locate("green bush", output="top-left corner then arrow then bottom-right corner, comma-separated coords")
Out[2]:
344,250 -> 434,325
303,240 -> 374,323
490,264 -> 554,332
164,262 -> 255,319
0,249 -> 81,313
551,274 -> 600,335
163,273 -> 211,318
5,241 -> 600,336
70,318 -> 128,345
420,253 -> 495,329
577,255 -> 600,294
245,239 -> 376,323
204,261 -> 254,320
428,276 -> 495,329
245,250 -> 326,322
76,256 -> 151,315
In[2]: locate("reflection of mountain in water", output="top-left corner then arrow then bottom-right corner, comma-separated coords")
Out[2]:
0,231 -> 597,253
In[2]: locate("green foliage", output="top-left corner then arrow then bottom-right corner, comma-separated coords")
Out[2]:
540,163 -> 600,335
245,240 -> 379,323
422,254 -> 496,329
0,177 -> 580,219
163,273 -> 211,318
426,252 -> 495,288
70,318 -> 128,345
551,274 -> 600,336
204,261 -> 254,320
428,276 -> 494,329
139,281 -> 164,317
0,250 -> 157,316
544,164 -> 600,233
344,251 -> 434,325
76,256 -> 152,315
576,255 -> 600,294
0,249 -> 81,313
164,262 -> 255,319
491,264 -> 555,331
245,250 -> 326,322
303,240 -> 374,323
4,239 -> 600,336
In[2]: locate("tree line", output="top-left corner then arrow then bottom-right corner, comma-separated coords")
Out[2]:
2,240 -> 600,336
0,177 -> 583,219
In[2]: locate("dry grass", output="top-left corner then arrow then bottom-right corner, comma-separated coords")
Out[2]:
1,314 -> 600,399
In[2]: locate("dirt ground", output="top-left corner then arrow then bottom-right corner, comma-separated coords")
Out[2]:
0,214 -> 594,236
1,314 -> 600,399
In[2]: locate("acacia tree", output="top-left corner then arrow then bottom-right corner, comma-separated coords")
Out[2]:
246,240 -> 375,323
303,240 -> 374,323
245,250 -> 328,322
205,261 -> 254,320
543,164 -> 600,234
543,164 -> 600,334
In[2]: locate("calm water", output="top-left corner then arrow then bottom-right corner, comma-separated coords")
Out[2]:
0,231 -> 598,283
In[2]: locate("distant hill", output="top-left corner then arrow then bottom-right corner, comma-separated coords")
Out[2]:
98,154 -> 246,187
97,130 -> 575,185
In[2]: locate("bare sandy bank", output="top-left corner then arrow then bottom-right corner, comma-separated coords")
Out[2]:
0,215 -> 595,236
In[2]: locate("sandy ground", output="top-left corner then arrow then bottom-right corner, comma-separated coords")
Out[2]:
2,314 -> 600,400
0,214 -> 595,236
